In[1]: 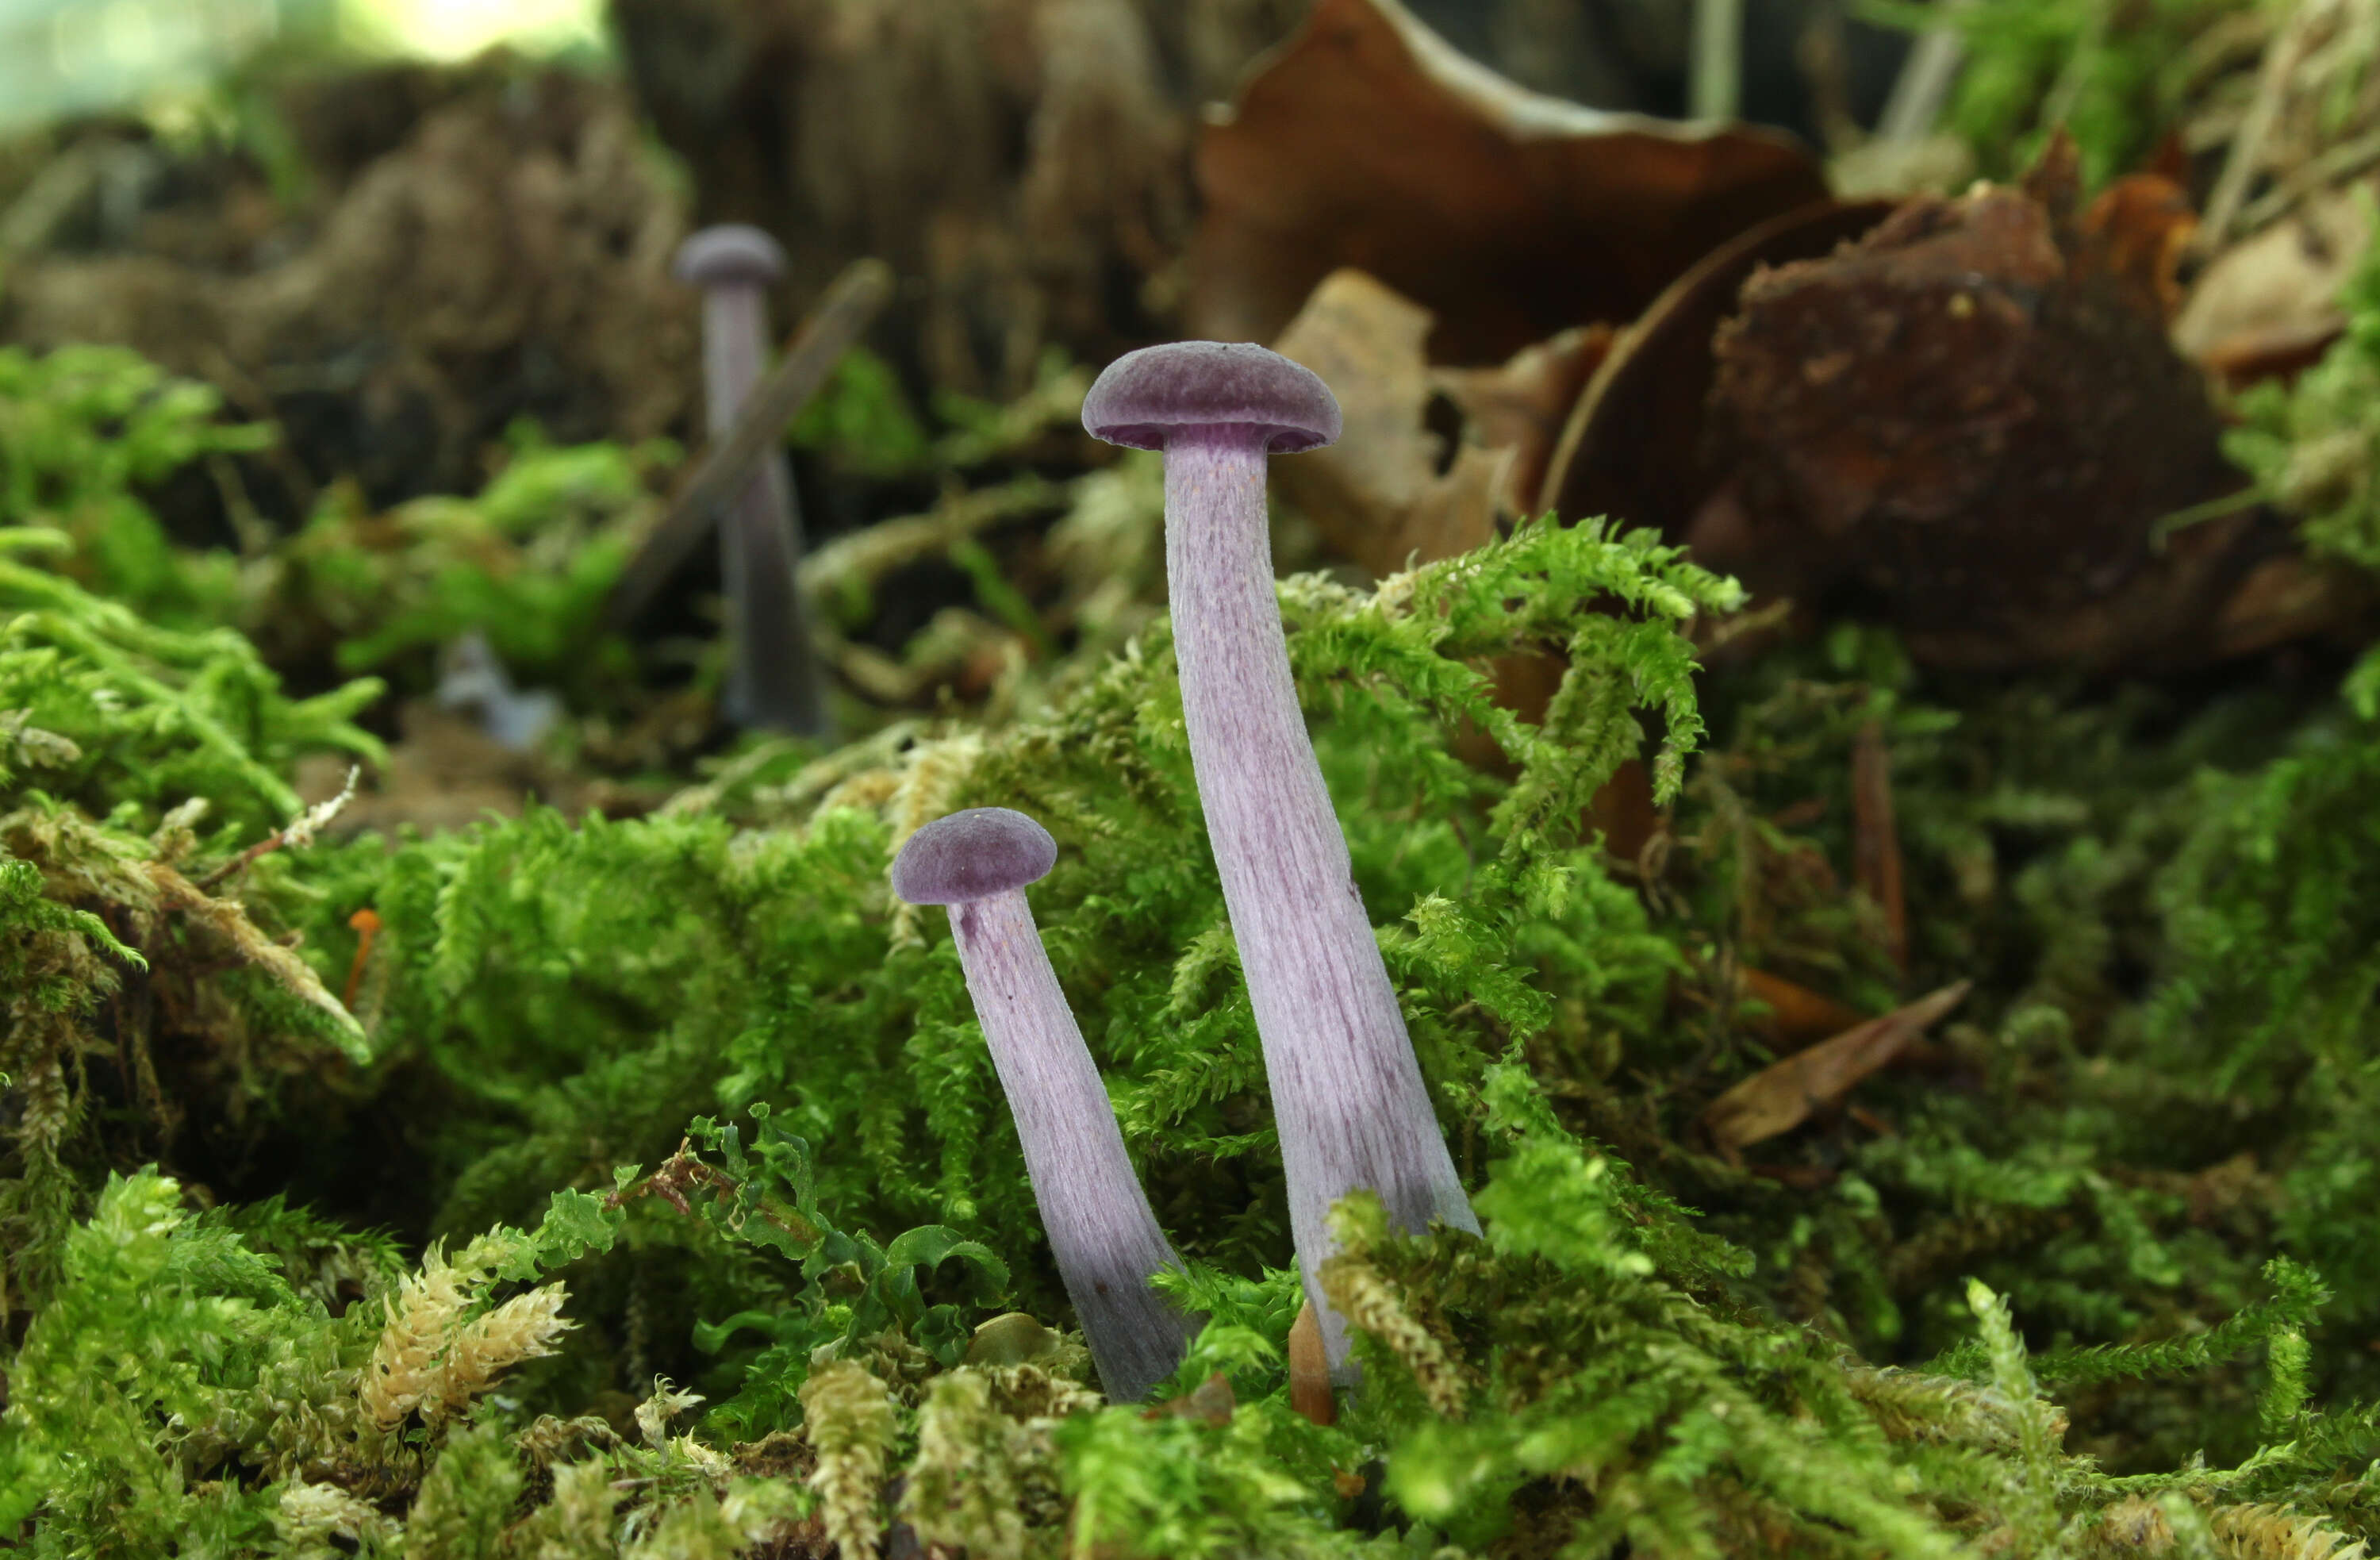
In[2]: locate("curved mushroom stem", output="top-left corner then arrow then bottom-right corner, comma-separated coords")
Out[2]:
946,887 -> 1198,1402
1164,429 -> 1480,1381
693,271 -> 826,736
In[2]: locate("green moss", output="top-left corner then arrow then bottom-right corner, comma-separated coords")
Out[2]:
257,421 -> 670,704
12,336 -> 2380,1554
1864,0 -> 2237,184
0,344 -> 273,628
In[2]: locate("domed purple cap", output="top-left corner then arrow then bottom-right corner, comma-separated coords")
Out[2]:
1082,342 -> 1341,454
892,808 -> 1058,905
674,225 -> 785,287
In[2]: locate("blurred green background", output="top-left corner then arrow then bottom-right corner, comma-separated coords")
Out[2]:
0,0 -> 602,126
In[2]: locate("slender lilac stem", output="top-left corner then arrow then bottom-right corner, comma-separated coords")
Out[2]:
1163,429 -> 1479,1380
946,887 -> 1197,1402
689,259 -> 824,735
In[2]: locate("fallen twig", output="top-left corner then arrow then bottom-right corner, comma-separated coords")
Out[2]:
606,257 -> 896,628
194,766 -> 360,892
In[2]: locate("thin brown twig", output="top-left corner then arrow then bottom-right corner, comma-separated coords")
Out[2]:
2202,0 -> 2327,248
193,766 -> 359,892
1875,0 -> 1978,143
606,257 -> 896,629
1851,720 -> 1906,978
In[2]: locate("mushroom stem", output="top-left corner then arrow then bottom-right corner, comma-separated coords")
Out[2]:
1081,340 -> 1480,1384
893,808 -> 1199,1402
1163,429 -> 1480,1378
677,225 -> 827,736
948,888 -> 1193,1401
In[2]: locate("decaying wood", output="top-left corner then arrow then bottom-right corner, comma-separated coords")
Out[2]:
1539,197 -> 1892,528
1702,146 -> 2264,671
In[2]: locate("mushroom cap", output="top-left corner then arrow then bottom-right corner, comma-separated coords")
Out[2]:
892,808 -> 1058,905
673,225 -> 785,288
1082,341 -> 1341,453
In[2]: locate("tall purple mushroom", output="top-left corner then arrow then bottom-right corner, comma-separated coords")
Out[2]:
674,224 -> 826,736
1082,341 -> 1480,1381
892,807 -> 1198,1402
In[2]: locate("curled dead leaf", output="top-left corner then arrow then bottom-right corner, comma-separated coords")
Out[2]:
1191,0 -> 1826,366
2175,182 -> 2369,388
1430,325 -> 1613,520
1271,269 -> 1514,577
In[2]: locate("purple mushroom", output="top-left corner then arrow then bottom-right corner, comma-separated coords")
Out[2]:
673,224 -> 827,736
1082,341 -> 1480,1381
892,807 -> 1199,1402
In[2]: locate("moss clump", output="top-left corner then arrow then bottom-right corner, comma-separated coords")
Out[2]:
0,344 -> 274,628
9,334 -> 2380,1554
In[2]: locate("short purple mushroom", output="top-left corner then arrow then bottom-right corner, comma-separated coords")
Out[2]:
674,224 -> 826,736
892,807 -> 1199,1402
1082,341 -> 1480,1381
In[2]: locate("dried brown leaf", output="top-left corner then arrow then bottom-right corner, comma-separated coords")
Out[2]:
1699,981 -> 1971,1157
1271,268 -> 1512,576
1739,966 -> 1868,1049
1428,323 -> 1611,517
2176,183 -> 2369,387
1190,0 -> 1825,366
